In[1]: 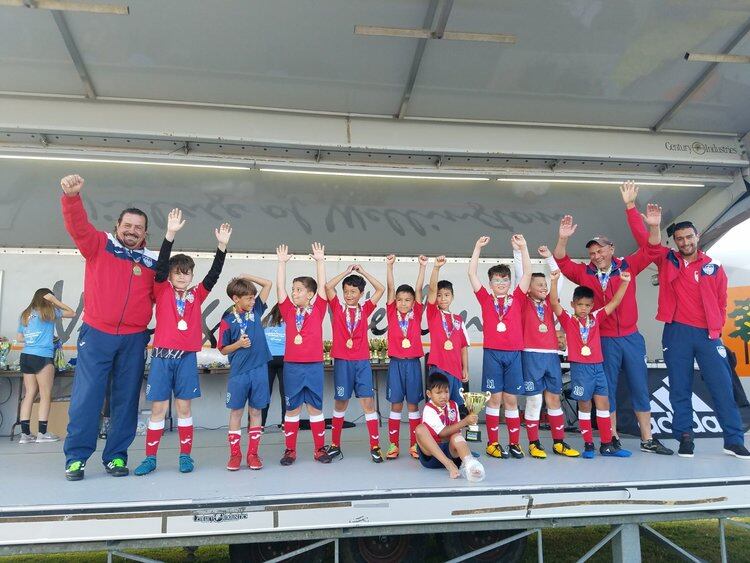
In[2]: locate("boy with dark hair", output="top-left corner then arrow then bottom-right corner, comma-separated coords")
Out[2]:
415,372 -> 485,481
134,209 -> 231,476
468,235 -> 531,460
324,264 -> 385,463
384,254 -> 427,459
549,270 -> 633,458
218,274 -> 273,471
426,256 -> 470,408
276,242 -> 331,466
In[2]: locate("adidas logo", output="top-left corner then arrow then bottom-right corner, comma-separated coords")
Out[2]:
649,377 -> 722,436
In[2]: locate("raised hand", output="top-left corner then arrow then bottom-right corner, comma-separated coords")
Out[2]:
643,203 -> 662,227
385,254 -> 396,266
167,208 -> 186,234
475,236 -> 490,249
418,254 -> 428,267
310,241 -> 325,262
348,263 -> 360,273
619,271 -> 632,283
559,215 -> 578,239
435,255 -> 447,268
60,174 -> 84,195
538,245 -> 551,258
276,244 -> 293,263
215,222 -> 232,246
550,270 -> 561,282
620,180 -> 638,206
511,234 -> 527,250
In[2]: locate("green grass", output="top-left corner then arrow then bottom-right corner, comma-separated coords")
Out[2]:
2,519 -> 749,562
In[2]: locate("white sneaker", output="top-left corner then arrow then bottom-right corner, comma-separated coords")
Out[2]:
36,432 -> 60,443
18,433 -> 37,444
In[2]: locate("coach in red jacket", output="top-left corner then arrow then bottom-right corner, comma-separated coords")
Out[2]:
60,174 -> 157,481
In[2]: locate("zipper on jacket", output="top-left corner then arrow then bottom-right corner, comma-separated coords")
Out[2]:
116,267 -> 135,336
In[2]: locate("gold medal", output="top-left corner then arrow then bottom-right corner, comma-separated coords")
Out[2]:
444,340 -> 454,351
402,338 -> 411,349
538,324 -> 548,333
345,338 -> 353,349
177,319 -> 188,331
133,264 -> 142,276
496,322 -> 506,333
294,334 -> 303,345
580,345 -> 592,357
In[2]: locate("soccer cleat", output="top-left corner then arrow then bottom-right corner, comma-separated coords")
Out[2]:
227,453 -> 242,471
641,438 -> 674,455
485,442 -> 508,459
723,444 -> 750,460
600,444 -> 632,457
179,454 -> 194,473
678,434 -> 695,458
36,432 -> 60,443
325,444 -> 343,462
409,444 -> 419,459
134,456 -> 157,476
386,443 -> 399,460
247,453 -> 263,470
552,441 -> 581,458
105,457 -> 129,477
370,446 -> 385,463
508,444 -> 525,459
611,436 -> 623,450
528,441 -> 547,459
65,460 -> 85,481
314,447 -> 332,464
582,442 -> 596,459
18,433 -> 36,444
280,449 -> 297,466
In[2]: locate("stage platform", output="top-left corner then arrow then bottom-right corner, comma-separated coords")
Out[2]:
1,426 -> 749,555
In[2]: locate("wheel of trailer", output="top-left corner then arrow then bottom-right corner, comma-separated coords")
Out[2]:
228,540 -> 327,562
339,534 -> 419,563
440,530 -> 526,562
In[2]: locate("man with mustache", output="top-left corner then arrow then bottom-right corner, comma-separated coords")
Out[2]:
60,174 -> 157,480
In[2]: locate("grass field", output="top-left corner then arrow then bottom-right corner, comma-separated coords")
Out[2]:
2,519 -> 749,562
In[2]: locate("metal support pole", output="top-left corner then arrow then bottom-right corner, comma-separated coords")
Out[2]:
109,551 -> 163,563
719,518 -> 727,563
537,528 -> 544,562
444,529 -> 537,563
334,538 -> 339,563
640,524 -> 705,563
611,523 -> 641,563
577,525 -> 623,563
263,539 -> 333,563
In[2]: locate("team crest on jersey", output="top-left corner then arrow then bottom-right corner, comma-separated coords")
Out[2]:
717,345 -> 727,358
702,263 -> 716,276
336,386 -> 345,397
448,407 -> 457,420
573,385 -> 584,397
524,381 -> 535,392
143,256 -> 154,268
185,291 -> 195,303
486,380 -> 496,390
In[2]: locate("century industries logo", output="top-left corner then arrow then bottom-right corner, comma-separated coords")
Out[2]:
649,377 -> 723,436
691,141 -> 706,155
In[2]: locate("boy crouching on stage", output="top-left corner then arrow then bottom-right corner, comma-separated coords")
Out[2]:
415,372 -> 485,481
218,274 -> 273,471
135,209 -> 231,475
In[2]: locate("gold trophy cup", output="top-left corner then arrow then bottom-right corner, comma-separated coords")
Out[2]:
459,389 -> 492,442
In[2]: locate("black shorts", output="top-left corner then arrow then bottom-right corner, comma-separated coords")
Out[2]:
20,353 -> 53,375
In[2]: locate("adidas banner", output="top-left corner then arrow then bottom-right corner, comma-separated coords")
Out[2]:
616,368 -> 750,438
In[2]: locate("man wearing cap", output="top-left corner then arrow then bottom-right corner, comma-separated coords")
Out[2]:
552,182 -> 673,455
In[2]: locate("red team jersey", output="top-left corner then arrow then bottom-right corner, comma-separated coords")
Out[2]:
557,308 -> 609,364
474,285 -> 525,351
386,301 -> 424,358
153,282 -> 210,351
521,295 -> 558,352
672,259 -> 709,329
329,295 -> 376,361
426,302 -> 468,379
278,295 -> 328,363
422,399 -> 460,443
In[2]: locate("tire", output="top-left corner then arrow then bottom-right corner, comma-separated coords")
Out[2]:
339,534 -> 421,563
228,540 -> 328,563
440,530 -> 527,562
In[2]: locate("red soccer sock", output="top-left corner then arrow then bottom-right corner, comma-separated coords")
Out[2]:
284,415 -> 300,450
596,410 -> 613,444
310,414 -> 326,451
505,409 -> 521,445
331,411 -> 346,446
247,425 -> 262,456
388,411 -> 401,445
177,417 -> 193,455
365,412 -> 379,448
145,419 -> 165,457
578,412 -> 593,444
525,417 -> 540,443
228,431 -> 241,456
408,412 -> 421,446
547,409 -> 566,441
485,407 -> 500,445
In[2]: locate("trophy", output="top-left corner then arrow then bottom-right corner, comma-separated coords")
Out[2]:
0,338 -> 11,370
459,389 -> 491,442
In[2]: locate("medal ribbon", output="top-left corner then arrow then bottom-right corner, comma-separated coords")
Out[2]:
577,314 -> 592,345
344,304 -> 362,337
397,309 -> 414,338
441,310 -> 455,341
535,301 -> 545,322
295,305 -> 312,333
494,294 -> 512,322
175,290 -> 186,319
232,306 -> 253,335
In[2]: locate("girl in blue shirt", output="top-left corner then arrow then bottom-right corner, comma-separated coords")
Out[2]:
261,304 -> 286,427
16,288 -> 76,443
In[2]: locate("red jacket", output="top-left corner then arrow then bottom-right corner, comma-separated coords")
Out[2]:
61,194 -> 157,335
647,244 -> 727,339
